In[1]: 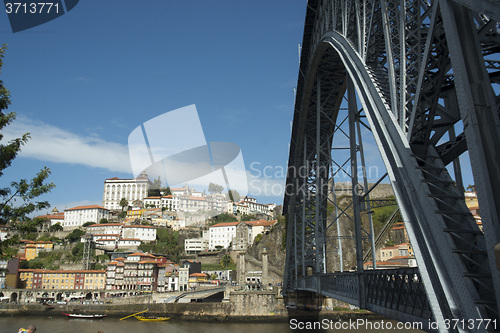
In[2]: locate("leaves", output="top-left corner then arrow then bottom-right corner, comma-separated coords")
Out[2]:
0,45 -> 55,227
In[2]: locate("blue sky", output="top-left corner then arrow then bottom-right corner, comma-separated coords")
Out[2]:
0,1 -> 475,215
0,1 -> 308,212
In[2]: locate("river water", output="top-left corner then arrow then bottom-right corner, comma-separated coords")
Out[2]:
1,316 -> 426,333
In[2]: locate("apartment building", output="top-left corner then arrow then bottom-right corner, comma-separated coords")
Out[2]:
20,269 -> 105,290
63,205 -> 110,229
106,252 -> 160,291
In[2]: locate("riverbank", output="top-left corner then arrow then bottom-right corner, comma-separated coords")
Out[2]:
0,302 -> 380,323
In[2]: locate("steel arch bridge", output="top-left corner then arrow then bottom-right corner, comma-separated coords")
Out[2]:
283,0 -> 500,332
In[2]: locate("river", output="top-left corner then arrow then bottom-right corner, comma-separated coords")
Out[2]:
1,316 -> 426,333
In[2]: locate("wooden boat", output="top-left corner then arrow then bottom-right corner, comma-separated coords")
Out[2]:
62,313 -> 107,319
133,315 -> 171,322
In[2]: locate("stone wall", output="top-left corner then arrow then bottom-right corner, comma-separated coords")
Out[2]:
229,291 -> 285,316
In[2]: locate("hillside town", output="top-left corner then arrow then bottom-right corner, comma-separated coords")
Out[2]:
0,173 -> 282,300
0,174 -> 482,306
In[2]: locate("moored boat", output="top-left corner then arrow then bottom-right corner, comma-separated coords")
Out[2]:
62,313 -> 107,319
133,315 -> 170,322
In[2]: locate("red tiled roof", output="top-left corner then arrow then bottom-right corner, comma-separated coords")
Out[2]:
189,196 -> 206,201
123,225 -> 156,229
87,223 -> 124,227
246,219 -> 277,227
66,205 -> 109,211
210,222 -> 239,228
36,214 -> 64,220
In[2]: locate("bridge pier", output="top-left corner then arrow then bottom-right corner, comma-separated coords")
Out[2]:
285,290 -> 325,323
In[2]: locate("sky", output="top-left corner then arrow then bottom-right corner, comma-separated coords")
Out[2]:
0,1 -> 475,215
0,1 -> 309,213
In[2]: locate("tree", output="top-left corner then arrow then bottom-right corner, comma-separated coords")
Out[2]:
148,188 -> 161,197
119,198 -> 129,212
82,222 -> 94,228
0,45 -> 54,226
228,190 -> 240,202
48,222 -> 63,232
99,218 -> 109,224
209,213 -> 237,226
162,187 -> 172,196
65,228 -> 85,243
208,182 -> 224,194
241,214 -> 257,222
220,254 -> 234,269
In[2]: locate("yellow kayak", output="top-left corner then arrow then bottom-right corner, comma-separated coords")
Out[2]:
133,315 -> 171,322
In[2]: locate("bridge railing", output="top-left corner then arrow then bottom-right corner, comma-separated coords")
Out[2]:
294,268 -> 433,323
364,268 -> 433,321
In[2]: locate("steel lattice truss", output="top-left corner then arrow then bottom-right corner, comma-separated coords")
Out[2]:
284,0 -> 500,331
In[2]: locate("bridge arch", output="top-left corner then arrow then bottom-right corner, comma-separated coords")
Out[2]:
284,0 -> 500,330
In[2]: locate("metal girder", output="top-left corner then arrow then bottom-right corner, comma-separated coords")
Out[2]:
284,0 -> 500,331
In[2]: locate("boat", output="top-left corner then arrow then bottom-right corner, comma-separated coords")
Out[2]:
133,315 -> 171,322
62,313 -> 107,319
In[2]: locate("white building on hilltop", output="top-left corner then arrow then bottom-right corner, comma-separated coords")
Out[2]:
63,205 -> 110,229
102,171 -> 153,211
208,220 -> 277,250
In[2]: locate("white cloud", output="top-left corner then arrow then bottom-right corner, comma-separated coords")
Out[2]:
2,116 -> 290,201
2,116 -> 131,173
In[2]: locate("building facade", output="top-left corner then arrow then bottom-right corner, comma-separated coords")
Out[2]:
63,205 -> 110,229
102,172 -> 153,211
20,269 -> 105,290
184,238 -> 209,254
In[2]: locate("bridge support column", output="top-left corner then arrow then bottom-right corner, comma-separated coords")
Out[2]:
285,290 -> 325,323
348,76 -> 366,309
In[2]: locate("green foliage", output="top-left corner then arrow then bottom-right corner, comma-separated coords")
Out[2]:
240,214 -> 257,222
385,240 -> 395,247
139,228 -> 183,262
370,202 -> 399,236
0,246 -> 17,259
99,218 -> 109,224
48,222 -> 63,231
94,263 -> 105,270
17,218 -> 45,234
148,188 -> 161,197
26,258 -> 44,269
97,254 -> 110,262
118,211 -> 127,219
220,254 -> 235,269
23,233 -> 37,240
71,242 -> 84,256
208,183 -> 224,194
254,233 -> 263,245
82,222 -> 94,228
209,213 -> 237,226
161,187 -> 172,196
0,45 -> 54,255
119,198 -> 128,211
1,167 -> 55,224
65,228 -> 85,243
